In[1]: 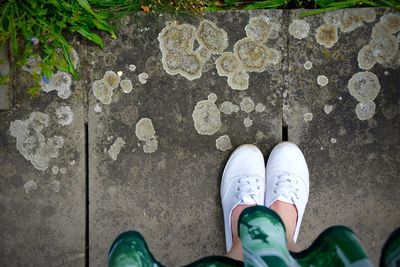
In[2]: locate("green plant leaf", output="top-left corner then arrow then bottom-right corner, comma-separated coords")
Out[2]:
77,0 -> 99,18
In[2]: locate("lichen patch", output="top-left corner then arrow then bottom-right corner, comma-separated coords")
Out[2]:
135,118 -> 158,153
219,101 -> 239,115
41,71 -> 72,99
289,19 -> 310,39
196,20 -> 228,54
315,24 -> 338,48
10,112 -> 64,171
358,45 -> 377,70
227,69 -> 249,90
138,72 -> 149,84
24,180 -> 37,193
93,71 -> 121,105
215,135 -> 232,151
243,117 -> 253,127
56,106 -> 74,126
240,97 -> 255,113
245,16 -> 279,43
379,13 -> 400,34
108,137 -> 125,160
120,79 -> 133,93
215,52 -> 241,77
356,100 -> 376,120
303,112 -> 313,122
348,71 -> 380,101
304,61 -> 313,70
317,75 -> 329,86
324,105 -> 333,114
234,38 -> 268,72
255,103 -> 266,113
192,94 -> 221,135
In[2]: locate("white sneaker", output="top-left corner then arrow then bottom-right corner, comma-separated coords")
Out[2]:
265,142 -> 309,242
221,144 -> 265,252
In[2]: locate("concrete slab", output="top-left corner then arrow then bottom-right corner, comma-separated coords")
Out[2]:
0,45 -> 11,110
87,11 -> 284,266
0,67 -> 86,265
286,8 -> 400,264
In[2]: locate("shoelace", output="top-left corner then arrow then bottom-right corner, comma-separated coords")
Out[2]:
236,176 -> 262,202
273,172 -> 301,201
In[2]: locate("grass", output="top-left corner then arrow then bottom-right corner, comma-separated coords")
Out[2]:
0,0 -> 398,96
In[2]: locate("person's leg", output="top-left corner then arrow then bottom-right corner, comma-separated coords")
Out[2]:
269,201 -> 299,252
226,204 -> 254,261
220,145 -> 266,262
264,142 -> 310,252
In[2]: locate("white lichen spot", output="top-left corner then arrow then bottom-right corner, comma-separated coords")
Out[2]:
379,13 -> 400,34
240,97 -> 255,113
289,19 -> 310,39
219,101 -> 239,115
129,64 -> 136,72
51,180 -> 61,192
356,100 -> 376,120
143,137 -> 158,153
120,79 -> 133,93
70,160 -> 76,166
215,52 -> 241,77
348,71 -> 380,101
245,16 -> 280,43
255,130 -> 265,142
52,166 -> 59,175
371,35 -> 398,65
117,71 -> 123,77
303,112 -> 313,122
358,44 -> 377,70
158,23 -> 204,80
93,71 -> 121,105
94,104 -> 102,113
215,135 -> 232,151
192,95 -> 221,135
265,48 -> 281,65
24,180 -> 37,193
138,72 -> 149,84
317,75 -> 329,86
234,38 -> 268,72
340,10 -> 366,33
330,137 -> 337,144
22,55 -> 42,75
41,71 -> 72,99
339,96 -> 343,101
304,61 -> 313,70
255,103 -> 266,113
135,118 -> 155,141
158,24 -> 196,54
243,117 -> 253,127
227,69 -> 249,90
315,24 -> 338,48
10,112 -> 64,171
324,105 -> 333,114
384,71 -> 389,75
107,137 -> 125,160
135,118 -> 158,153
56,106 -> 74,126
59,167 -> 67,174
196,20 -> 228,54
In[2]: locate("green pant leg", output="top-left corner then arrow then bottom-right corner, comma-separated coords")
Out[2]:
238,206 -> 297,267
291,226 -> 373,267
108,231 -> 164,267
380,227 -> 400,267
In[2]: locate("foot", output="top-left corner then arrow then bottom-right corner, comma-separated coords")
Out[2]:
265,142 -> 309,243
221,144 -> 265,252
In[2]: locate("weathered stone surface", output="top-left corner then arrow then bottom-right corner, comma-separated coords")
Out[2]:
0,64 -> 86,265
87,11 -> 283,266
0,45 -> 10,110
286,8 -> 400,264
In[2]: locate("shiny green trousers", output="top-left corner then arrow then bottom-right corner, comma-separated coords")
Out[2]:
108,206 -> 400,267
